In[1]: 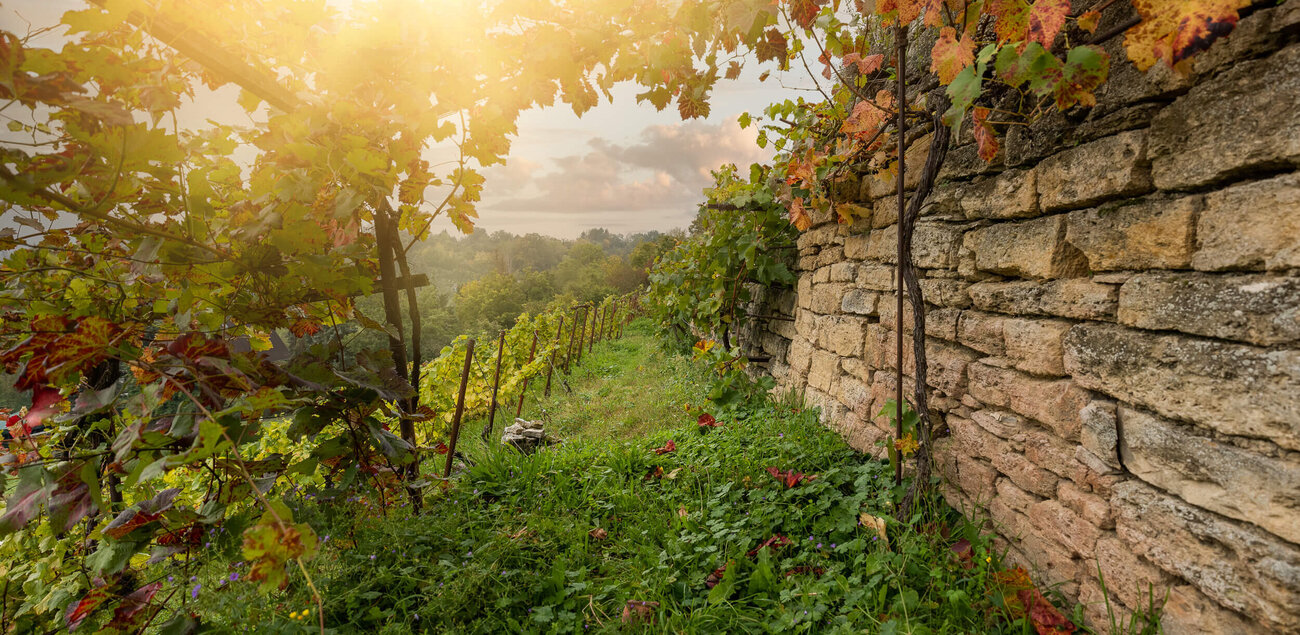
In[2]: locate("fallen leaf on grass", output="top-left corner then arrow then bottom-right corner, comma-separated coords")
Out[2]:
677,506 -> 688,518
588,528 -> 608,541
697,413 -> 722,428
652,440 -> 676,455
705,564 -> 728,589
746,534 -> 791,557
859,512 -> 889,548
950,538 -> 974,570
766,467 -> 816,488
664,467 -> 682,479
644,466 -> 664,480
621,600 -> 658,625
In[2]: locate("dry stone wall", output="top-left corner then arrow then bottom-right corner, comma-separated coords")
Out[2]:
738,3 -> 1300,632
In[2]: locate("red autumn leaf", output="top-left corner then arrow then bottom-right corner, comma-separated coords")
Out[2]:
841,52 -> 884,75
166,332 -> 230,362
746,534 -> 791,557
1026,0 -> 1070,50
765,467 -> 817,488
789,0 -> 827,30
705,563 -> 728,588
756,28 -> 788,63
157,523 -> 204,546
108,582 -> 163,629
788,198 -> 812,232
950,538 -> 974,570
1052,45 -> 1110,110
697,413 -> 721,428
104,511 -> 162,540
652,440 -> 676,455
878,0 -> 923,25
1125,0 -> 1249,72
433,441 -> 450,455
644,465 -> 664,480
289,319 -> 323,338
972,107 -> 1000,161
1019,586 -> 1077,635
66,585 -> 112,631
931,27 -> 976,85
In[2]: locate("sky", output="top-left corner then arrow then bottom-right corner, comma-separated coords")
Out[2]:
0,1 -> 814,239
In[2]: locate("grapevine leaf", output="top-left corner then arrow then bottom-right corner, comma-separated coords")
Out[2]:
65,585 -> 113,631
1026,0 -> 1069,50
931,27 -> 976,85
988,0 -> 1031,43
789,0 -> 826,30
842,52 -> 884,75
1125,0 -> 1249,72
788,197 -> 812,231
1053,45 -> 1110,110
972,107 -> 1000,161
1077,9 -> 1101,34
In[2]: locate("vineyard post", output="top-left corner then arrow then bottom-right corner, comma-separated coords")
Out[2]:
893,24 -> 908,488
514,330 -> 539,417
587,304 -> 597,354
575,306 -> 589,364
482,330 -> 506,442
544,315 -> 563,396
444,339 -> 476,478
563,306 -> 581,374
600,302 -> 611,341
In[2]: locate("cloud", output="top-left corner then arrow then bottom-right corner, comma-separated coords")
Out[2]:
486,116 -> 769,214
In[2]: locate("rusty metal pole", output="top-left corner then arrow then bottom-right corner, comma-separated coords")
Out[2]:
482,330 -> 506,442
575,306 -> 589,364
600,302 -> 611,341
894,24 -> 908,488
443,339 -> 475,478
544,315 -> 563,396
514,330 -> 539,418
587,305 -> 598,354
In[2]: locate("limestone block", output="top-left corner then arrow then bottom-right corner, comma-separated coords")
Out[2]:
1037,130 -> 1154,212
829,262 -> 857,282
866,222 -> 965,269
1149,43 -> 1300,190
840,288 -> 879,315
967,361 -> 1089,440
1058,480 -> 1113,530
963,215 -> 1088,279
808,282 -> 848,314
954,454 -> 998,501
1094,535 -> 1175,612
812,267 -> 830,284
958,169 -> 1040,219
1118,271 -> 1300,346
991,444 -> 1060,498
787,338 -> 813,374
1111,480 -> 1300,630
823,316 -> 868,358
873,194 -> 899,229
1161,584 -> 1271,635
968,279 -> 1119,320
917,278 -> 971,308
1079,399 -> 1121,471
807,350 -> 840,391
956,310 -> 1006,356
1029,499 -> 1102,557
1064,323 -> 1300,451
1118,406 -> 1300,544
1193,172 -> 1300,272
857,263 -> 897,291
844,233 -> 870,260
1002,317 -> 1073,376
1065,195 -> 1199,270
996,477 -> 1042,514
971,408 -> 1028,442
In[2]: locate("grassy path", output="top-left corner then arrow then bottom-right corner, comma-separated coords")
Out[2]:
194,321 -> 1081,634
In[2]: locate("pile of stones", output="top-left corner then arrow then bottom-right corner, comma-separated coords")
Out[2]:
501,418 -> 551,453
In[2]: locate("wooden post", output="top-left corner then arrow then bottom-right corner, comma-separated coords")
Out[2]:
587,305 -> 597,354
443,339 -> 475,478
564,306 -> 581,373
544,315 -> 563,396
575,306 -> 589,364
482,330 -> 506,442
894,24 -> 908,488
514,330 -> 539,417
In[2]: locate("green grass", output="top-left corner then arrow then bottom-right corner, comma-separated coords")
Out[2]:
178,321 -> 1075,634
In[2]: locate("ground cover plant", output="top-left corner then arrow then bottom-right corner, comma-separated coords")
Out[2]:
167,322 -> 1082,634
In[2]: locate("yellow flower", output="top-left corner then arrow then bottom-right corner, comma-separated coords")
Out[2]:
289,611 -> 298,619
893,434 -> 919,456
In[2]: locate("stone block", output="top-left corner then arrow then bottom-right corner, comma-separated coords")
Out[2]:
959,169 -> 1040,219
787,338 -> 813,374
971,408 -> 1027,441
1037,130 -> 1154,212
1002,317 -> 1073,376
1094,535 -> 1175,612
857,263 -> 897,291
844,233 -> 870,260
1064,323 -> 1300,451
1079,399 -> 1121,471
953,454 -> 998,501
808,282 -> 848,314
1118,271 -> 1300,346
1029,499 -> 1102,558
823,316 -> 868,358
873,194 -> 899,229
956,310 -> 1005,356
964,215 -> 1088,279
1118,406 -> 1300,544
1111,481 -> 1300,630
1016,532 -> 1083,599
1193,172 -> 1300,272
1058,480 -> 1113,530
1149,43 -> 1300,190
991,444 -> 1060,498
812,267 -> 831,283
968,279 -> 1119,320
918,278 -> 971,308
866,222 -> 965,269
840,288 -> 879,315
807,350 -> 840,391
1065,195 -> 1199,270
1161,584 -> 1271,635
829,262 -> 857,282
996,477 -> 1042,514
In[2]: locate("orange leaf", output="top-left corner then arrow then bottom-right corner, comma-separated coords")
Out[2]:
788,198 -> 812,231
1125,0 -> 1249,72
1026,0 -> 1070,49
652,440 -> 676,455
1077,9 -> 1101,34
842,52 -> 884,75
972,107 -> 1000,162
988,0 -> 1031,43
930,27 -> 976,85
